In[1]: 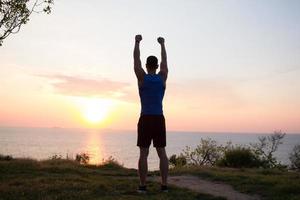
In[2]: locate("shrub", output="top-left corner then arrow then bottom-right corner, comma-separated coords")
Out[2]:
169,154 -> 187,167
250,131 -> 286,168
75,153 -> 90,165
182,138 -> 223,166
49,154 -> 63,160
0,154 -> 13,161
217,147 -> 260,168
101,156 -> 123,169
169,131 -> 286,169
289,144 -> 300,170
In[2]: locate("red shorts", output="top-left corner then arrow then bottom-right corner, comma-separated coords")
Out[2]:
137,115 -> 166,148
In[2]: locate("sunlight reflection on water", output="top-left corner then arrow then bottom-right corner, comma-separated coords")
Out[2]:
0,127 -> 299,170
85,130 -> 104,164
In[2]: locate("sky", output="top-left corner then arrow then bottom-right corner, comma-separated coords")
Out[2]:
0,0 -> 300,133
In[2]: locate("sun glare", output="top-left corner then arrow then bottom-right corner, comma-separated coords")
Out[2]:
84,105 -> 106,123
76,98 -> 113,124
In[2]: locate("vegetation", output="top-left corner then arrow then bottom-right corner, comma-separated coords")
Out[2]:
0,154 -> 13,161
289,144 -> 300,170
182,138 -> 224,166
169,154 -> 187,167
166,131 -> 300,199
217,147 -> 261,168
170,131 -> 289,169
170,166 -> 300,200
250,131 -> 286,168
0,155 -> 222,200
0,0 -> 53,46
75,152 -> 90,165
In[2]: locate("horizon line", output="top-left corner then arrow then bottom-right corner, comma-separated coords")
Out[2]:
0,125 -> 299,135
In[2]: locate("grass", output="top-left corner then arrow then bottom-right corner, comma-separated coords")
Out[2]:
4,155 -> 298,200
0,157 -> 223,200
169,166 -> 300,200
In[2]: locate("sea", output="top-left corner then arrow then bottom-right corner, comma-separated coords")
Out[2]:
0,127 -> 299,170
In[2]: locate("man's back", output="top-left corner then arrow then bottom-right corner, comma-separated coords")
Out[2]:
139,74 -> 165,115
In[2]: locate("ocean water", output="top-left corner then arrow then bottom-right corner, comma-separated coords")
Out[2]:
0,127 -> 299,170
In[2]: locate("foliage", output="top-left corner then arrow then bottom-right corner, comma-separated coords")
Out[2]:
47,153 -> 124,168
49,154 -> 63,160
289,144 -> 300,170
182,138 -> 222,166
250,131 -> 286,168
171,131 -> 287,169
169,154 -> 187,167
0,154 -> 13,161
0,0 -> 53,46
75,152 -> 90,165
182,138 -> 233,166
101,156 -> 123,169
217,147 -> 261,168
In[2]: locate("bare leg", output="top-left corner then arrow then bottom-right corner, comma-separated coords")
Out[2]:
156,147 -> 168,186
138,147 -> 149,186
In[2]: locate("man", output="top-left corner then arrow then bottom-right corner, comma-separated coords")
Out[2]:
133,34 -> 169,193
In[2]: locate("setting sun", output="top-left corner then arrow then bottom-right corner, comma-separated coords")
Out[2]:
75,98 -> 113,124
84,104 -> 107,123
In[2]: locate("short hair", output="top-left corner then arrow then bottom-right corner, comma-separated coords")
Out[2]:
146,55 -> 158,70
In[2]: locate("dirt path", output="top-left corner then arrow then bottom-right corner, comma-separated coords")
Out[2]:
151,175 -> 260,200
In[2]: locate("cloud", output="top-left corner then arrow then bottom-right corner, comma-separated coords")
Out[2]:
39,74 -> 131,98
165,79 -> 246,110
276,66 -> 300,74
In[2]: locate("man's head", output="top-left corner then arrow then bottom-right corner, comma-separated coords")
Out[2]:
146,56 -> 158,72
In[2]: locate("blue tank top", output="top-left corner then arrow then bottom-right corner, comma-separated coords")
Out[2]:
139,74 -> 165,115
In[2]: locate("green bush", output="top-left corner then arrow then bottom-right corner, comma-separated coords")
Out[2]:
168,132 -> 287,169
169,154 -> 187,167
289,144 -> 300,170
182,138 -> 224,166
217,147 -> 260,168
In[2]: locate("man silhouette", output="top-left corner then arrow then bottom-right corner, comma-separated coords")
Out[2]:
133,34 -> 169,193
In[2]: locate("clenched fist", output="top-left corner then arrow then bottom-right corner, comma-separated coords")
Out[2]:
135,35 -> 142,42
157,37 -> 165,44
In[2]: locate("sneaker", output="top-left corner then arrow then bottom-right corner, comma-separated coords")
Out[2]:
137,185 -> 147,194
161,185 -> 168,192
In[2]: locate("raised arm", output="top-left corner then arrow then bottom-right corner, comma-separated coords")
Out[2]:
158,37 -> 168,81
134,35 -> 145,82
